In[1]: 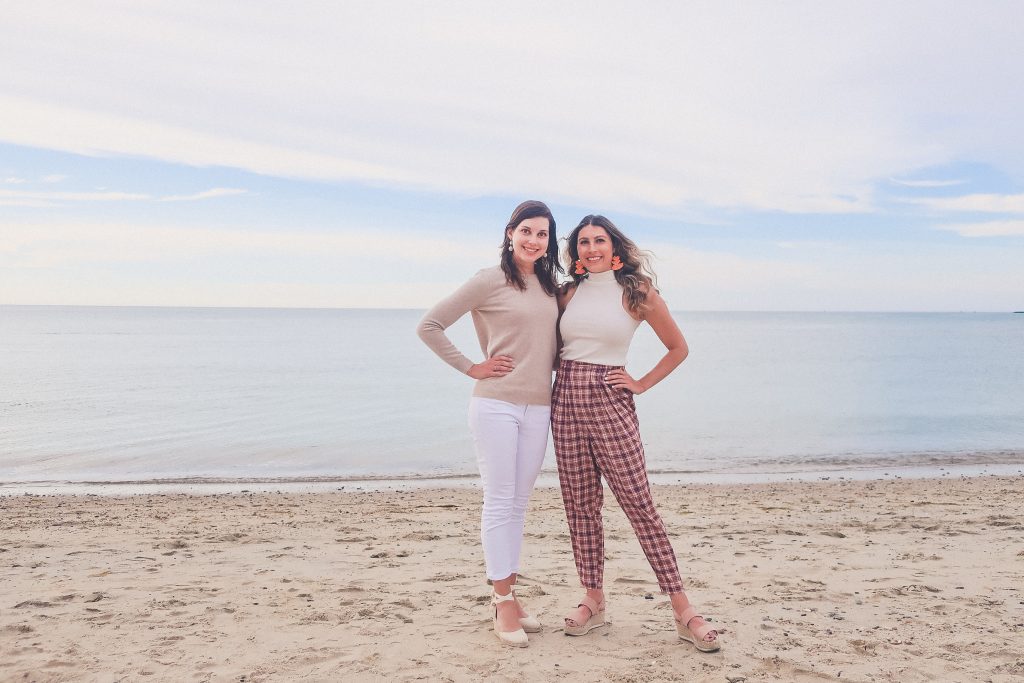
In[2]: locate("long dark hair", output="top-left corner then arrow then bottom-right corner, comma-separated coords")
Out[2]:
563,214 -> 658,314
500,200 -> 563,296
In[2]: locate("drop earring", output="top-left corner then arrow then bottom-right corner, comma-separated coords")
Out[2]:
508,244 -> 514,252
574,259 -> 587,275
610,255 -> 624,271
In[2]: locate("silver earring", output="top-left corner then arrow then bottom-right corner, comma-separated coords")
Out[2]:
508,244 -> 513,252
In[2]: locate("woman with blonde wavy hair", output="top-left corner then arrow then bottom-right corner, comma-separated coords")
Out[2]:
552,214 -> 720,651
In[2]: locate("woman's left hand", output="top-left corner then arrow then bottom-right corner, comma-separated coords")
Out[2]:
605,368 -> 646,394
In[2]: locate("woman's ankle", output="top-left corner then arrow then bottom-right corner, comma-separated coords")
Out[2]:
668,591 -> 691,614
581,588 -> 605,607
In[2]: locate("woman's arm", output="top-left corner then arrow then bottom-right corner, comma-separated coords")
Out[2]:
416,272 -> 515,379
553,282 -> 578,369
605,288 -> 688,394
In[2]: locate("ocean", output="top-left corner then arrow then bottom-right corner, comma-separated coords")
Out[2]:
1,306 -> 1022,493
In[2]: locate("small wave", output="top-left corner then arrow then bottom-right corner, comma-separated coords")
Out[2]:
646,449 -> 1024,475
3,472 -> 479,487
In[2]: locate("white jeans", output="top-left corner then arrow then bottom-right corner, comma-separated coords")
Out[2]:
468,397 -> 550,581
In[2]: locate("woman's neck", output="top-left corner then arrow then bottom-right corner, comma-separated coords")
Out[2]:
513,260 -> 536,278
586,269 -> 617,283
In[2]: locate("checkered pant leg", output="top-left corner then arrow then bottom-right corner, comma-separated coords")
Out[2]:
553,412 -> 606,589
553,359 -> 684,594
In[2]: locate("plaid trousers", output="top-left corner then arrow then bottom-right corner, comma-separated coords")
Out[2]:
552,359 -> 684,594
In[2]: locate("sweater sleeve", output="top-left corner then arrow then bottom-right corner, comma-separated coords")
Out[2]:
416,270 -> 489,374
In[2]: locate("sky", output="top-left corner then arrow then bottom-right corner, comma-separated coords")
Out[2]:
2,1 -> 1023,311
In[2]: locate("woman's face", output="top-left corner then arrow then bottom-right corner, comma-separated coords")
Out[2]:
507,216 -> 550,269
576,225 -> 614,273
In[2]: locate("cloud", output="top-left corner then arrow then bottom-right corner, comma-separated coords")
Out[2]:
0,218 -> 493,269
907,193 -> 1024,213
0,95 -> 410,187
3,3 -> 1022,218
0,184 -> 248,204
41,174 -> 67,183
650,239 -> 1024,310
4,177 -> 27,184
0,189 -> 149,202
774,241 -> 845,250
159,188 -> 248,202
641,242 -> 823,309
3,217 -> 1021,310
0,198 -> 55,208
889,178 -> 966,188
934,220 -> 1024,237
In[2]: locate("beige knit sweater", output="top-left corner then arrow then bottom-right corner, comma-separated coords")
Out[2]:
416,266 -> 558,406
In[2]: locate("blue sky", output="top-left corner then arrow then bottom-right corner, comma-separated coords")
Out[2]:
2,2 -> 1023,311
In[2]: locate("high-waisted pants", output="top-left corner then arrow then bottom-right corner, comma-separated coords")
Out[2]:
551,359 -> 684,594
468,397 -> 550,581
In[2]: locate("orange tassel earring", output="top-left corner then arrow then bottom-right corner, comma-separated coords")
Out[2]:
610,255 -> 624,271
574,260 -> 587,275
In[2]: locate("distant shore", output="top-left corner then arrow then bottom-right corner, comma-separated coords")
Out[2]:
2,475 -> 1022,681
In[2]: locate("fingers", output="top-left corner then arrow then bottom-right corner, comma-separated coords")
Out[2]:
488,355 -> 515,377
604,369 -> 635,392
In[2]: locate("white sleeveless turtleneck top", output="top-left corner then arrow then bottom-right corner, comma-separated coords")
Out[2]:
559,269 -> 641,366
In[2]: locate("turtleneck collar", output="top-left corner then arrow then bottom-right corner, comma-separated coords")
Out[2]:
585,269 -> 618,284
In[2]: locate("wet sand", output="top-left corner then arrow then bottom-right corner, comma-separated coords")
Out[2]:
1,475 -> 1022,682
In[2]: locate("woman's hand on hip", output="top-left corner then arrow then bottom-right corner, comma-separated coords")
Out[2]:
605,368 -> 645,394
468,355 -> 515,379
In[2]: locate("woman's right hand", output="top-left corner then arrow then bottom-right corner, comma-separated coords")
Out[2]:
467,355 -> 515,379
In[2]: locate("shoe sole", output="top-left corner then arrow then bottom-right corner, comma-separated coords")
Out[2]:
564,619 -> 608,637
679,634 -> 721,652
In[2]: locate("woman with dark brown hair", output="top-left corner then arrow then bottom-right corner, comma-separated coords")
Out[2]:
552,214 -> 720,652
417,200 -> 563,647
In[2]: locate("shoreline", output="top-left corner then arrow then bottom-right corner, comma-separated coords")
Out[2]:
3,457 -> 1023,497
1,475 -> 1022,681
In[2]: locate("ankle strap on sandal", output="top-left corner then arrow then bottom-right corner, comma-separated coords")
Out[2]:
676,605 -> 699,626
492,591 -> 515,604
578,596 -> 602,615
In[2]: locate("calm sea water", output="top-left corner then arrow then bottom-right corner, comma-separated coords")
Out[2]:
1,306 -> 1023,491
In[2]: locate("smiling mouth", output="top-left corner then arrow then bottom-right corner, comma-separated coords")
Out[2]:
585,256 -> 603,261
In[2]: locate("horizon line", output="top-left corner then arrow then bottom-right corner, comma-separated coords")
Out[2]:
0,303 -> 1017,315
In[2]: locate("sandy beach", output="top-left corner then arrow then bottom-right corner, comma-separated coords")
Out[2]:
1,475 -> 1022,682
